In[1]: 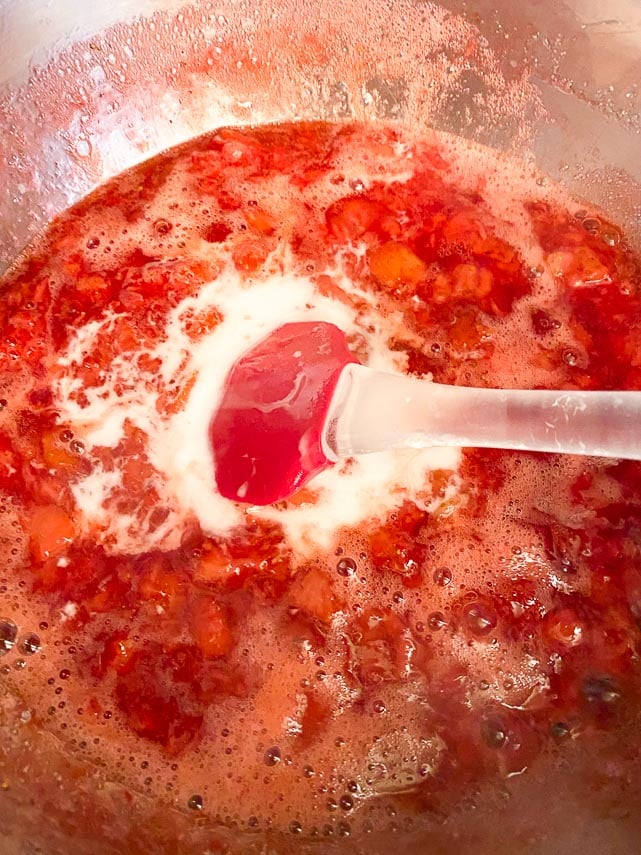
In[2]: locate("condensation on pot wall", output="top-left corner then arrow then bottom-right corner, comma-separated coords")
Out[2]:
1,0 -> 545,271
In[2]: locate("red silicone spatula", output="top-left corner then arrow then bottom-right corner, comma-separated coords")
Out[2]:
210,322 -> 358,505
210,321 -> 641,506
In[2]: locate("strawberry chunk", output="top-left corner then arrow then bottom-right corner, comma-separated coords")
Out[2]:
114,643 -> 207,754
547,246 -> 611,288
368,241 -> 427,293
28,504 -> 77,563
347,608 -> 414,685
369,503 -> 426,578
137,556 -> 187,614
92,632 -> 136,677
325,196 -> 388,242
41,428 -> 83,473
189,597 -> 234,658
288,566 -> 344,624
231,238 -> 271,273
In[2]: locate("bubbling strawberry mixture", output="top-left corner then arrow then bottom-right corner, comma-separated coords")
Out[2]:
2,121 -> 641,851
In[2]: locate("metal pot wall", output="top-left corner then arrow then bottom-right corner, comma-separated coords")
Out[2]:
1,1 -> 641,853
3,0 -> 641,274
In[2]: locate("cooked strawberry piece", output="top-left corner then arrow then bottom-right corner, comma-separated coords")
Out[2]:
223,520 -> 293,595
347,608 -> 413,685
369,503 -> 426,578
287,566 -> 344,624
325,196 -> 389,242
118,256 -> 209,302
368,241 -> 427,293
40,428 -> 84,473
488,578 -> 545,643
28,504 -> 77,563
91,631 -> 136,678
547,246 -> 611,288
203,221 -> 232,243
194,541 -> 238,586
297,691 -> 333,747
231,238 -> 272,273
137,556 -> 187,614
244,206 -> 277,235
114,643 -> 207,754
0,431 -> 22,491
75,272 -> 108,293
189,596 -> 234,658
447,307 -> 493,356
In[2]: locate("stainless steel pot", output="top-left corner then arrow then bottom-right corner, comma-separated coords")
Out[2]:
1,1 -> 641,853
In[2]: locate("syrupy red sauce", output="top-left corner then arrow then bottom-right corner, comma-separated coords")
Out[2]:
2,121 -> 641,853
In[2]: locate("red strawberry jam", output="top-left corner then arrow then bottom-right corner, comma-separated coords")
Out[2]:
1,122 -> 641,854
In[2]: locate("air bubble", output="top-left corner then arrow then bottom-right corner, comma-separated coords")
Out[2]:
428,612 -> 446,631
154,219 -> 173,236
19,633 -> 41,655
339,794 -> 354,811
75,139 -> 91,158
581,217 -> 600,234
582,675 -> 621,707
463,601 -> 497,636
188,794 -> 204,811
337,557 -> 357,576
264,746 -> 281,766
550,721 -> 570,741
433,567 -> 452,586
289,820 -> 302,834
601,229 -> 620,247
0,618 -> 18,656
481,716 -> 507,749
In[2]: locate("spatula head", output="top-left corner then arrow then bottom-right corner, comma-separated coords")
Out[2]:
210,321 -> 357,505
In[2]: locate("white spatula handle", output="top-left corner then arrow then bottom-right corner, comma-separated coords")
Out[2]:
324,363 -> 641,461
